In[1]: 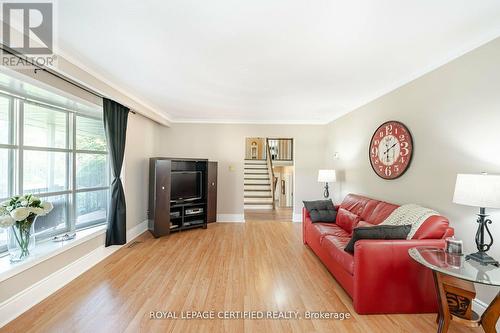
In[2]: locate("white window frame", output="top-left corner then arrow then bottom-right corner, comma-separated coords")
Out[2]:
0,90 -> 109,254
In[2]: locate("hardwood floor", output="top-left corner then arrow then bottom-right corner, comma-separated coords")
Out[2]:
2,221 -> 481,333
244,207 -> 293,222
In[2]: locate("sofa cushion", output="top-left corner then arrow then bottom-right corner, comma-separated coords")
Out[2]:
364,201 -> 399,225
322,235 -> 354,274
356,221 -> 374,228
303,200 -> 337,222
338,194 -> 399,225
344,225 -> 412,253
310,223 -> 350,243
336,208 -> 361,234
340,194 -> 370,216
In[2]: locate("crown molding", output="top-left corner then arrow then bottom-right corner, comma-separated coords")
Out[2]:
170,118 -> 329,125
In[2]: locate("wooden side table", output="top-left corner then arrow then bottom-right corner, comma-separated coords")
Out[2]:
409,247 -> 500,333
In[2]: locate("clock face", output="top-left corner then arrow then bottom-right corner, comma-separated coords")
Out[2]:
369,121 -> 413,179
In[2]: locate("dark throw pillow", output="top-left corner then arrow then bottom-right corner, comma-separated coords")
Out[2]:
303,200 -> 337,223
344,225 -> 412,254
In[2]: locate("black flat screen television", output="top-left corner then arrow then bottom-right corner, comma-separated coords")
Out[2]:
171,171 -> 202,202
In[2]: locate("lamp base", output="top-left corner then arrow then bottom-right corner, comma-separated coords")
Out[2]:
323,183 -> 330,198
466,251 -> 499,267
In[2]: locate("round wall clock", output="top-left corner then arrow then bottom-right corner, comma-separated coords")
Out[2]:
369,121 -> 413,180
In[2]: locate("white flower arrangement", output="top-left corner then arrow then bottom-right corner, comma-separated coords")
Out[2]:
1,194 -> 53,261
0,194 -> 54,228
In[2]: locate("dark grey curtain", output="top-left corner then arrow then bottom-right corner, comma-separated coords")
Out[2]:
103,98 -> 129,246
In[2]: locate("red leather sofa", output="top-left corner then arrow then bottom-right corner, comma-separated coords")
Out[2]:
303,194 -> 454,314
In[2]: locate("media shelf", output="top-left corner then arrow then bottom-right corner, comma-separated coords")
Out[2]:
168,201 -> 206,233
148,158 -> 217,237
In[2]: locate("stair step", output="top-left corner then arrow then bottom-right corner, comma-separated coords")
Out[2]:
244,168 -> 268,172
244,195 -> 272,198
244,172 -> 268,175
244,190 -> 271,194
244,165 -> 267,168
244,174 -> 269,179
244,179 -> 271,184
244,196 -> 273,202
244,166 -> 267,169
245,189 -> 271,191
244,191 -> 271,196
245,184 -> 271,191
245,200 -> 273,205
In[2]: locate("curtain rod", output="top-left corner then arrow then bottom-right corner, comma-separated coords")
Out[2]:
0,44 -> 136,114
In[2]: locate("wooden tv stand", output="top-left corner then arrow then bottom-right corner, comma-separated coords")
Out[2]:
148,158 -> 217,237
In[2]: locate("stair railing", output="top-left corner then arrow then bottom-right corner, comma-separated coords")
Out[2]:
267,138 -> 293,161
265,138 -> 276,210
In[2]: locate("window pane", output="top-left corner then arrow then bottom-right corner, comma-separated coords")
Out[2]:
76,153 -> 108,189
0,96 -> 11,144
34,194 -> 68,234
0,148 -> 12,199
24,103 -> 67,148
76,190 -> 108,226
76,116 -> 106,151
24,151 -> 68,194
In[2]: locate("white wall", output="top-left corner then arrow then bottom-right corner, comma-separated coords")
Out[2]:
326,37 -> 500,305
123,113 -> 161,228
155,123 -> 328,219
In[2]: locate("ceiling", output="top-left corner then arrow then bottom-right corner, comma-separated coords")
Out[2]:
56,0 -> 500,124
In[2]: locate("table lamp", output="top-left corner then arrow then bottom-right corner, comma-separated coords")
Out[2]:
318,169 -> 336,198
453,173 -> 500,266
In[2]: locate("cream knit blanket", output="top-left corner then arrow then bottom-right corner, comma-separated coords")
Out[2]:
381,204 -> 439,239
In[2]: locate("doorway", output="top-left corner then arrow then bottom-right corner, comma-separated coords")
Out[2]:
244,137 -> 294,222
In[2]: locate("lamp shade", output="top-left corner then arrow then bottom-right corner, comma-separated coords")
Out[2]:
453,173 -> 500,209
318,169 -> 336,182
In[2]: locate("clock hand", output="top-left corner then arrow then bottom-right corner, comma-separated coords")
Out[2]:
383,140 -> 390,154
383,142 -> 397,155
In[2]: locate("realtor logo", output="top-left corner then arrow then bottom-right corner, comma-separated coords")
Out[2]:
2,2 -> 53,54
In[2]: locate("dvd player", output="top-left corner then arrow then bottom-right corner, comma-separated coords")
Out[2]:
185,208 -> 204,215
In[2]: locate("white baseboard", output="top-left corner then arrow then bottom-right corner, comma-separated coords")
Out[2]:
473,298 -> 488,314
0,220 -> 148,328
292,213 -> 302,223
127,220 -> 149,240
217,214 -> 245,223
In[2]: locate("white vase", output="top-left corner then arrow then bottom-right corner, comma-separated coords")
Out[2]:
7,216 -> 36,262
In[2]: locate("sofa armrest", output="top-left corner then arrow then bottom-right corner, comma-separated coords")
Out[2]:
353,239 -> 446,314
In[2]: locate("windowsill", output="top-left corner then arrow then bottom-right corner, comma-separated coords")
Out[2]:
0,225 -> 106,283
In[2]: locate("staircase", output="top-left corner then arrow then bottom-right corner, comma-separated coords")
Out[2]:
244,159 -> 273,210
